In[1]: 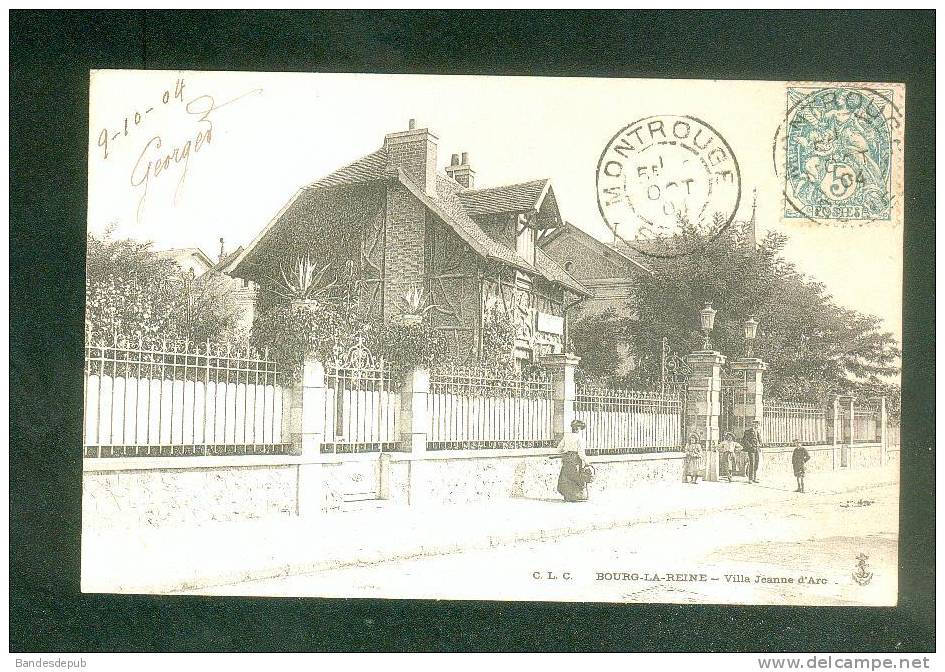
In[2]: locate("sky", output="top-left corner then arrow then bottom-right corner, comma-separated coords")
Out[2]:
87,71 -> 903,342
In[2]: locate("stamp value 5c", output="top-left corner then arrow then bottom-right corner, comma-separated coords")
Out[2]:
782,85 -> 904,224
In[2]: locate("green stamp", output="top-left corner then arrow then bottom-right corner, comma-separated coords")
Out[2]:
784,87 -> 896,222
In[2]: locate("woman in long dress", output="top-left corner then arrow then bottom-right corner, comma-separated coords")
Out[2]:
684,432 -> 704,484
555,419 -> 590,502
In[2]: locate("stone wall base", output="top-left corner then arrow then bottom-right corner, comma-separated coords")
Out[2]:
83,464 -> 298,528
83,443 -> 888,528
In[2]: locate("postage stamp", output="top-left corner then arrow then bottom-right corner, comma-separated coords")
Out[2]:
780,84 -> 904,225
595,115 -> 741,257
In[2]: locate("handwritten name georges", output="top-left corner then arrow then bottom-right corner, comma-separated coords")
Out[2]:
95,77 -> 261,218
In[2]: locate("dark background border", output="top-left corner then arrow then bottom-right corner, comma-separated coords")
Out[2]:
10,9 -> 935,652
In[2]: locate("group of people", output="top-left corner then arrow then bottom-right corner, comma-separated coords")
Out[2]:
683,420 -> 765,485
555,418 -> 813,503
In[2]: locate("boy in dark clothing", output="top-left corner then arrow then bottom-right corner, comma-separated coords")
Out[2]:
792,440 -> 811,493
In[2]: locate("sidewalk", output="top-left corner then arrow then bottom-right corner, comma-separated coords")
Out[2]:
81,464 -> 899,594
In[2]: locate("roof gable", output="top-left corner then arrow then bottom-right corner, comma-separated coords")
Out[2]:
542,221 -> 652,276
455,179 -> 550,217
227,147 -> 590,296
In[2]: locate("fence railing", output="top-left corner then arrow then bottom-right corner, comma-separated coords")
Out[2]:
83,340 -> 290,458
762,401 -> 828,446
852,404 -> 880,444
426,366 -> 554,450
322,361 -> 403,453
575,387 -> 683,456
887,423 -> 900,448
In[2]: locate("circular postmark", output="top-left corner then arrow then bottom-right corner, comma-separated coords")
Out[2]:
596,115 -> 741,258
773,85 -> 904,227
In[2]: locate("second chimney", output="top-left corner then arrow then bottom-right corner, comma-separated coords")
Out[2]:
445,151 -> 476,189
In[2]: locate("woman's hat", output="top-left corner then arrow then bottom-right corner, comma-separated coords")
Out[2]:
571,419 -> 586,430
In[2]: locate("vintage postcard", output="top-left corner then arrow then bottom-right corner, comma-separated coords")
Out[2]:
82,71 -> 903,606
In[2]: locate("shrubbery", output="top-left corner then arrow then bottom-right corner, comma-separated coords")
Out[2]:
85,233 -> 245,347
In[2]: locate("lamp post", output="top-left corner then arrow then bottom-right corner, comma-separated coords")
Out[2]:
699,302 -> 717,351
743,315 -> 759,358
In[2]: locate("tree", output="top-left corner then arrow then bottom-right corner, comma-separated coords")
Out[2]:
570,219 -> 901,403
85,232 -> 245,347
568,308 -> 633,386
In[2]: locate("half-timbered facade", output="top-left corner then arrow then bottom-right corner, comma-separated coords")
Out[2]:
226,120 -> 589,362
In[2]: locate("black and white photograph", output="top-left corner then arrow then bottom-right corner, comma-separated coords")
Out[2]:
81,71 -> 904,606
9,9 -> 934,658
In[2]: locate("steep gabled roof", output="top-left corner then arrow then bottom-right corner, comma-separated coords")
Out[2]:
226,148 -> 590,296
535,247 -> 587,294
455,179 -> 551,217
307,149 -> 388,190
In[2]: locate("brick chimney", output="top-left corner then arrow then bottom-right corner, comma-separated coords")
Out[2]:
445,151 -> 475,189
384,118 -> 438,197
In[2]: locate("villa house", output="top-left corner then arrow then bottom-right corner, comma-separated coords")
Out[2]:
225,120 -> 590,362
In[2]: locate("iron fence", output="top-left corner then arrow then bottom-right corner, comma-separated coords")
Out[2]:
762,401 -> 828,446
852,404 -> 880,444
83,339 -> 290,458
427,365 -> 554,450
575,387 -> 683,456
322,361 -> 403,453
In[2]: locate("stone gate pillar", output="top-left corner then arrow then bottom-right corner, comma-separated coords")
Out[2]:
731,357 -> 767,431
539,353 -> 581,437
684,351 -> 726,476
295,358 -> 326,517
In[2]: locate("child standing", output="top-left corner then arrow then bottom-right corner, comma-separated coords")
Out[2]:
792,440 -> 811,493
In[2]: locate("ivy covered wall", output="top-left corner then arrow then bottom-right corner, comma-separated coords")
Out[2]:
237,183 -> 387,320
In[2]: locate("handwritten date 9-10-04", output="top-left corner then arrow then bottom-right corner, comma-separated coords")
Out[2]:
96,78 -> 186,161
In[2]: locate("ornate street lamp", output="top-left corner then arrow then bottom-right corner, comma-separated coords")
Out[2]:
743,315 -> 759,358
699,302 -> 717,350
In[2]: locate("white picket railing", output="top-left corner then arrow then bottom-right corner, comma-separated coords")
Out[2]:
83,340 -> 288,458
852,404 -> 880,444
762,401 -> 828,446
322,361 -> 402,453
575,387 -> 683,455
426,366 -> 554,450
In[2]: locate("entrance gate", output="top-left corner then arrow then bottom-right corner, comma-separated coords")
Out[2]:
720,366 -> 751,477
720,366 -> 748,440
660,337 -> 691,443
